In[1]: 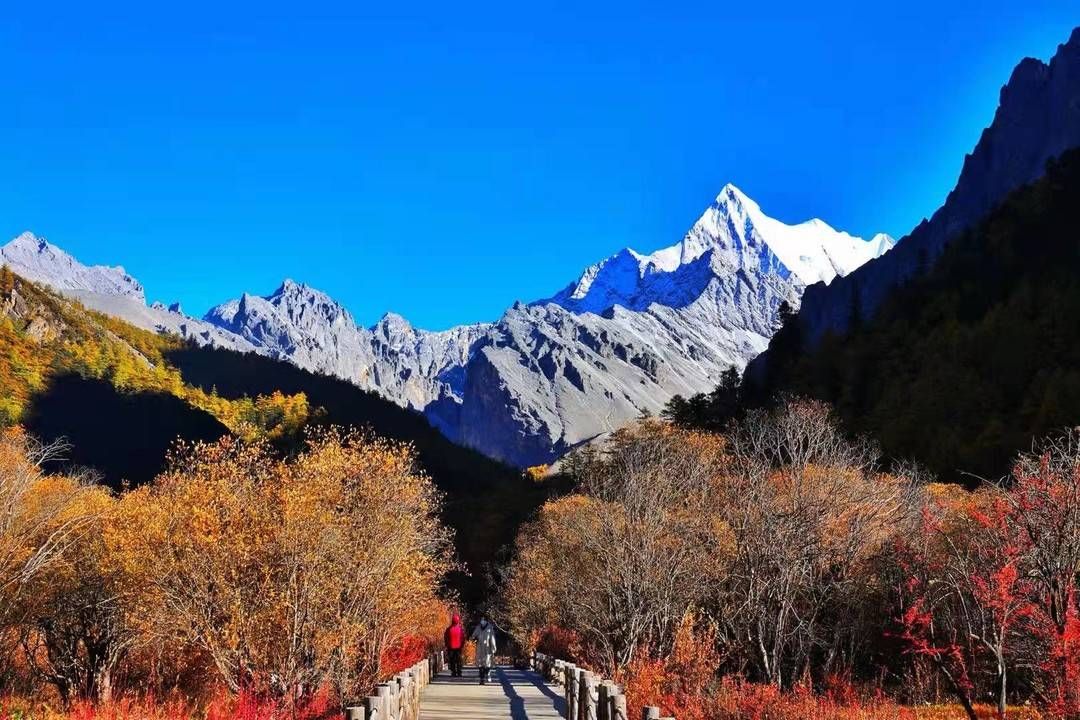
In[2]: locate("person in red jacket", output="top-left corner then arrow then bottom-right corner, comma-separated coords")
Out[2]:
444,613 -> 465,677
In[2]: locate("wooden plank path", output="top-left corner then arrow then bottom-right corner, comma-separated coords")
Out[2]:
419,665 -> 566,720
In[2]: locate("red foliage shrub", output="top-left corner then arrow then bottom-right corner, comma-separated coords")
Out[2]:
204,685 -> 341,720
616,614 -> 720,720
63,695 -> 193,720
1039,595 -> 1080,719
380,634 -> 429,678
534,626 -> 583,665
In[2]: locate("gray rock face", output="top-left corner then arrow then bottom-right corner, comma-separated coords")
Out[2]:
797,27 -> 1080,345
205,280 -> 490,412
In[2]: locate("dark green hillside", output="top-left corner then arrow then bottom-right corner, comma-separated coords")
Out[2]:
740,149 -> 1080,483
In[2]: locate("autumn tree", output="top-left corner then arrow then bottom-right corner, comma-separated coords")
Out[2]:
893,432 -> 1080,719
892,490 -> 995,720
715,398 -> 919,687
21,484 -> 131,703
505,400 -> 919,685
1003,432 -> 1080,715
0,427 -> 119,704
0,265 -> 14,299
108,428 -> 451,703
504,422 -> 731,670
0,428 -> 100,630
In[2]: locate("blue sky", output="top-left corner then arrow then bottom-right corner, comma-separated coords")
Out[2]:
1,2 -> 1076,329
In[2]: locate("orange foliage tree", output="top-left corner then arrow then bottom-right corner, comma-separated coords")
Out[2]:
105,428 -> 451,704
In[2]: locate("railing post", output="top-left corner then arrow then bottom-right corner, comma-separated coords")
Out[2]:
344,706 -> 365,720
402,672 -> 414,720
396,681 -> 404,720
642,707 -> 660,720
375,684 -> 393,720
566,666 -> 579,720
597,682 -> 610,720
365,695 -> 385,720
578,670 -> 597,720
610,694 -> 627,720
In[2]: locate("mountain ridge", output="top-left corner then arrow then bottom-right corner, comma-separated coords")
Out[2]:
3,185 -> 890,466
793,26 -> 1080,346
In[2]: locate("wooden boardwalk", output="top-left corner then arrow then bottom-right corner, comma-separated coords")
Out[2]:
419,665 -> 566,720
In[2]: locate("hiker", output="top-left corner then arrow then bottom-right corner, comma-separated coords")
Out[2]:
444,613 -> 465,677
470,615 -> 497,685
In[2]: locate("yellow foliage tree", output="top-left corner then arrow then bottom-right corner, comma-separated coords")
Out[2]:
0,428 -> 101,629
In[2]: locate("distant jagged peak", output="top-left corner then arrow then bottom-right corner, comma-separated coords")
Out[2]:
206,277 -> 358,331
0,231 -> 145,301
271,277 -> 328,301
268,278 -> 351,314
371,311 -> 415,338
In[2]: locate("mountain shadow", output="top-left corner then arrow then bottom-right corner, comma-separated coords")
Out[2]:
25,373 -> 229,490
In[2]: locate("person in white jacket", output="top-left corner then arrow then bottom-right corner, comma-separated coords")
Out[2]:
470,616 -> 497,685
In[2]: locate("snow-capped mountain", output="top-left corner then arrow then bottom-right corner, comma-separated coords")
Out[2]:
3,186 -> 890,467
429,185 -> 892,464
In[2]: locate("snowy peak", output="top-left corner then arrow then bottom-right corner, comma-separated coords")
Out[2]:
868,233 -> 897,256
0,231 -> 145,301
691,186 -> 891,285
545,187 -> 892,316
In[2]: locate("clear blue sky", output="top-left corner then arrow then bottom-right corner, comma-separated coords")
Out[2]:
1,2 -> 1076,329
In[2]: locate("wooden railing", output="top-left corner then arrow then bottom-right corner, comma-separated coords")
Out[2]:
531,652 -> 675,720
344,652 -> 443,720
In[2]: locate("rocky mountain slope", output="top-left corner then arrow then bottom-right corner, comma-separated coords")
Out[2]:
205,280 -> 488,413
2,185 -> 890,466
795,26 -> 1080,345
